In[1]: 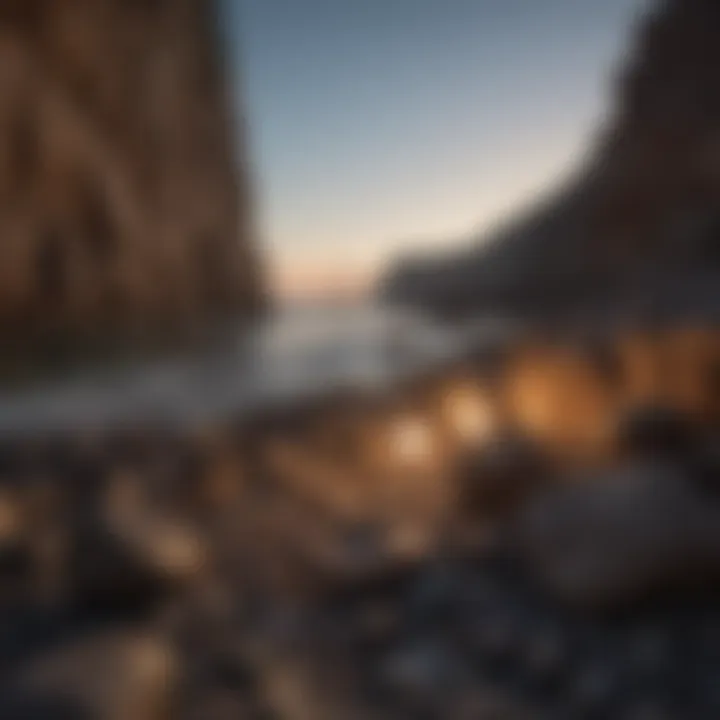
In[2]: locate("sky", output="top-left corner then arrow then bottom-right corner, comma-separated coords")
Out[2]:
221,0 -> 649,299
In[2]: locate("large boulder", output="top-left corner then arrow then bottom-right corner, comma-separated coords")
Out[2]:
510,460 -> 720,609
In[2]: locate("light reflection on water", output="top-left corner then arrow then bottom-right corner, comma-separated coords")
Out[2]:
240,303 -> 460,390
0,303 -> 515,434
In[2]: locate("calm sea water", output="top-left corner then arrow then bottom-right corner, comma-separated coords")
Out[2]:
0,303 -> 515,434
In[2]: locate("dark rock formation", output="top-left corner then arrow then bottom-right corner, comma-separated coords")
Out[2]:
380,0 -> 720,324
0,0 -> 263,349
510,460 -> 720,609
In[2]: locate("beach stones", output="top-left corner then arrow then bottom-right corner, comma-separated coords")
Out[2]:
509,460 -> 720,609
5,631 -> 178,720
457,434 -> 551,523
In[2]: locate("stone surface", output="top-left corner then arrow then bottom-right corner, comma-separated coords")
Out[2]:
0,0 -> 263,350
510,461 -> 720,609
6,631 -> 178,720
0,392 -> 718,718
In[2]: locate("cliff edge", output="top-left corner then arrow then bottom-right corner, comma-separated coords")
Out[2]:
0,0 -> 264,349
380,0 -> 720,326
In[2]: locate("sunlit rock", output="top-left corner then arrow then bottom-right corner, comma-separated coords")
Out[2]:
387,414 -> 438,470
439,379 -> 498,450
9,631 -> 178,720
500,343 -> 620,463
71,469 -> 208,608
0,488 -> 23,549
616,328 -> 720,423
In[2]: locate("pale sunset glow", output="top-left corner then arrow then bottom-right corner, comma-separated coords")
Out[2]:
226,0 -> 647,299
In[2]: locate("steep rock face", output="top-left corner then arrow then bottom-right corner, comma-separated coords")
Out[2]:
0,0 -> 263,346
381,0 -> 720,324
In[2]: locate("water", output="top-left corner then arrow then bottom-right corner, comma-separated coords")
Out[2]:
0,303 -> 517,435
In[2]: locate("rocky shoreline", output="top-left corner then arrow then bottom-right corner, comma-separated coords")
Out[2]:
0,324 -> 718,719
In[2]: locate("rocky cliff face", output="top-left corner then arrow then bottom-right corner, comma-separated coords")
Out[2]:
381,0 -> 720,325
0,0 -> 263,347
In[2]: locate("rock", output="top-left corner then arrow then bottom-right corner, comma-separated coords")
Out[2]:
71,473 -> 208,610
457,434 -> 550,523
0,488 -> 24,549
356,599 -> 400,647
452,687 -> 532,720
256,645 -> 367,720
567,661 -> 622,717
620,704 -> 677,720
613,404 -> 697,460
379,640 -> 465,702
690,435 -> 720,495
8,631 -> 178,720
510,461 -> 720,609
500,345 -> 620,462
0,0 -> 263,352
522,627 -> 568,691
468,611 -> 521,668
378,0 -> 720,326
623,624 -> 673,680
182,693 -> 256,720
405,562 -> 461,625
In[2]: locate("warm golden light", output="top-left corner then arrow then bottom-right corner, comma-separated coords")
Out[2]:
388,416 -> 436,468
442,384 -> 497,447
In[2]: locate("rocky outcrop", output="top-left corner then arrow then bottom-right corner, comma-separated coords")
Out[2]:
0,0 -> 263,349
0,355 -> 716,715
0,327 -> 718,717
380,0 -> 720,324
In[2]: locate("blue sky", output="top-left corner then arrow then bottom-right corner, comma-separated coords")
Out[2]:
220,0 -> 648,297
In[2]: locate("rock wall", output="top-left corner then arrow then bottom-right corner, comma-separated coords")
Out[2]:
380,0 -> 720,325
0,0 -> 263,347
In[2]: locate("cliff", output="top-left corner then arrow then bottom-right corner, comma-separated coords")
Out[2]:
380,0 -> 720,325
0,0 -> 263,348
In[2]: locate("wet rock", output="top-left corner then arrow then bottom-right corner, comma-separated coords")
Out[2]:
256,645 -> 368,720
623,624 -> 673,681
369,606 -> 403,644
379,639 -> 467,704
0,693 -> 90,720
467,610 -> 521,670
618,701 -> 678,720
404,561 -> 462,626
567,661 -> 623,715
614,404 -> 696,460
8,631 -> 178,720
0,489 -> 29,593
182,693 -> 257,720
71,474 -> 208,612
457,434 -> 550,523
451,686 -> 532,720
510,461 -> 720,609
521,626 -> 568,693
0,488 -> 24,549
690,435 -> 720,496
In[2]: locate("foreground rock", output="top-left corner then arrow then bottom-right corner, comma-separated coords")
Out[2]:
510,461 -> 720,610
4,631 -> 177,720
0,423 -> 718,718
0,348 -> 717,718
